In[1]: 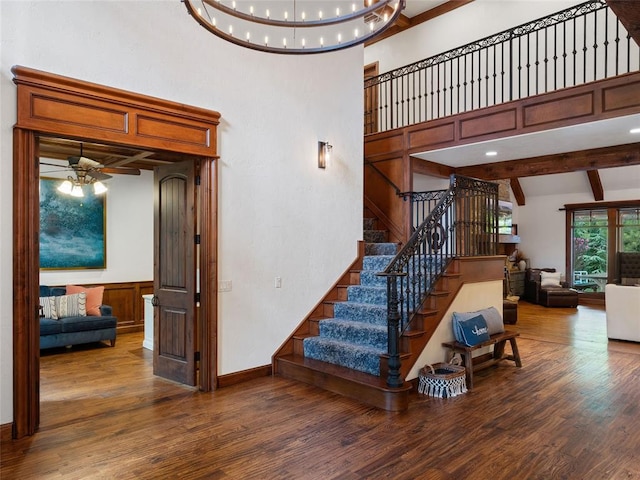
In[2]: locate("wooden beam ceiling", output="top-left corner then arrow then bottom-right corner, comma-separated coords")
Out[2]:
455,142 -> 640,179
452,142 -> 640,206
412,156 -> 455,178
587,170 -> 604,201
509,177 -> 525,206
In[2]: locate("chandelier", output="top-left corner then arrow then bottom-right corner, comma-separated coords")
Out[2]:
183,0 -> 406,54
58,174 -> 108,197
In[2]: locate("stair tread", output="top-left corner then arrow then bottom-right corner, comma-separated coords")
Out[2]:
321,318 -> 387,331
305,335 -> 384,353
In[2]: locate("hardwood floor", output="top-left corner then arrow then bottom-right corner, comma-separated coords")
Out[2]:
3,301 -> 640,479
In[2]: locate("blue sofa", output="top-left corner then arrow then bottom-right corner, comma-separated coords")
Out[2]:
39,286 -> 118,350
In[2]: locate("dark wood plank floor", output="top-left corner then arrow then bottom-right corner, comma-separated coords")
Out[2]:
3,301 -> 640,479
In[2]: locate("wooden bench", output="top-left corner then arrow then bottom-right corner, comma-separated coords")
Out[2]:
442,330 -> 522,390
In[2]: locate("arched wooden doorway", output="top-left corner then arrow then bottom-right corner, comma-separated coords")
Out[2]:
12,66 -> 221,438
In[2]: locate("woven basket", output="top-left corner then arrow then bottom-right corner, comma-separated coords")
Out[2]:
418,362 -> 467,398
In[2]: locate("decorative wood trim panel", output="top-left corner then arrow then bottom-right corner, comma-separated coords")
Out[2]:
460,109 -> 517,139
135,115 -> 211,148
372,72 -> 640,154
407,122 -> 455,149
12,66 -> 220,438
30,93 -> 128,133
602,79 -> 640,112
12,66 -> 220,157
523,93 -> 594,127
50,281 -> 153,333
364,130 -> 405,160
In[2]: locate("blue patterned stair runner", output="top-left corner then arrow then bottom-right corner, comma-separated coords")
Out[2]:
303,220 -> 397,376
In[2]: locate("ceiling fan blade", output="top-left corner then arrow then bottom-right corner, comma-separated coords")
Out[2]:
75,156 -> 103,170
87,170 -> 113,181
100,167 -> 141,176
40,161 -> 66,168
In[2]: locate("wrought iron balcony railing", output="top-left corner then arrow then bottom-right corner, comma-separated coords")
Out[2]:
364,0 -> 640,134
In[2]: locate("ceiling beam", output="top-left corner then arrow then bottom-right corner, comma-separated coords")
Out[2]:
411,156 -> 454,178
366,0 -> 475,47
509,178 -> 525,206
606,1 -> 640,46
455,142 -> 640,180
586,170 -> 604,201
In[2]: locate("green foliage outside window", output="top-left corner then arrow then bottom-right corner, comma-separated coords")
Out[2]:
620,208 -> 640,252
572,210 -> 608,275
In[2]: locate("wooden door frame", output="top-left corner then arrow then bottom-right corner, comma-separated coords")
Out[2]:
11,66 -> 220,438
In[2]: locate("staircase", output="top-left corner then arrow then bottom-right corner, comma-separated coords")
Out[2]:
273,214 -> 466,411
273,176 -> 504,411
302,218 -> 397,376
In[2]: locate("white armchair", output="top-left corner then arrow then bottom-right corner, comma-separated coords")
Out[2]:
605,284 -> 640,342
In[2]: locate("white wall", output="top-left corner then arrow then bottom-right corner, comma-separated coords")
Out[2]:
366,0 -> 584,75
413,173 -> 449,192
38,165 -> 154,286
0,1 -> 363,425
514,167 -> 640,272
406,280 -> 503,380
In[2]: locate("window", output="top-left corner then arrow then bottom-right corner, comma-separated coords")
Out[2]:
571,209 -> 608,292
619,208 -> 640,253
566,202 -> 640,294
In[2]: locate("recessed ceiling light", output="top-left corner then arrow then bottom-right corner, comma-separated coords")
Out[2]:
485,151 -> 498,156
630,128 -> 640,134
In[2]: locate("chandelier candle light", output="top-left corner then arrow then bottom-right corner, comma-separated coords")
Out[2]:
183,0 -> 406,54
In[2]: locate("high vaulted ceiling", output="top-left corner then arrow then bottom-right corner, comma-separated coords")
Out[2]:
387,0 -> 640,203
38,1 -> 640,204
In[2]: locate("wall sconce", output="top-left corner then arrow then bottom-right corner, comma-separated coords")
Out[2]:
318,141 -> 332,169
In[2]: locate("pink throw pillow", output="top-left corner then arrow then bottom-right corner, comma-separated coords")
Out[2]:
66,285 -> 105,316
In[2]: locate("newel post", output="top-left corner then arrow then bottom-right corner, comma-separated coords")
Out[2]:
386,274 -> 404,388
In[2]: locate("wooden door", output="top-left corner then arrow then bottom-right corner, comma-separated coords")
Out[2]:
364,62 -> 379,135
154,160 -> 199,385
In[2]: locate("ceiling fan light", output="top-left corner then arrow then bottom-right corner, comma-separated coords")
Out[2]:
57,180 -> 73,194
93,181 -> 108,195
70,184 -> 84,197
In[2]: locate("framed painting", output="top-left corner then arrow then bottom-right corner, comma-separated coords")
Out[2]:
39,177 -> 107,269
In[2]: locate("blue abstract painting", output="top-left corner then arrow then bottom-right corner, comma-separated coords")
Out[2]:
39,178 -> 106,269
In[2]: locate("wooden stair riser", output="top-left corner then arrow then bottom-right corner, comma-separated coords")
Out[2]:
292,336 -> 305,356
400,330 -> 427,352
275,355 -> 411,412
309,319 -> 321,336
336,286 -> 349,301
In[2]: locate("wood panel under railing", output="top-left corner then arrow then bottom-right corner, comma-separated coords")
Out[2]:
48,281 -> 153,333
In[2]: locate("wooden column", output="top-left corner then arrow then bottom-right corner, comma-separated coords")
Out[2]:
12,128 -> 40,438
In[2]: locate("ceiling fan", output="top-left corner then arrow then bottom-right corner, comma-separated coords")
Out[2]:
40,147 -> 141,197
